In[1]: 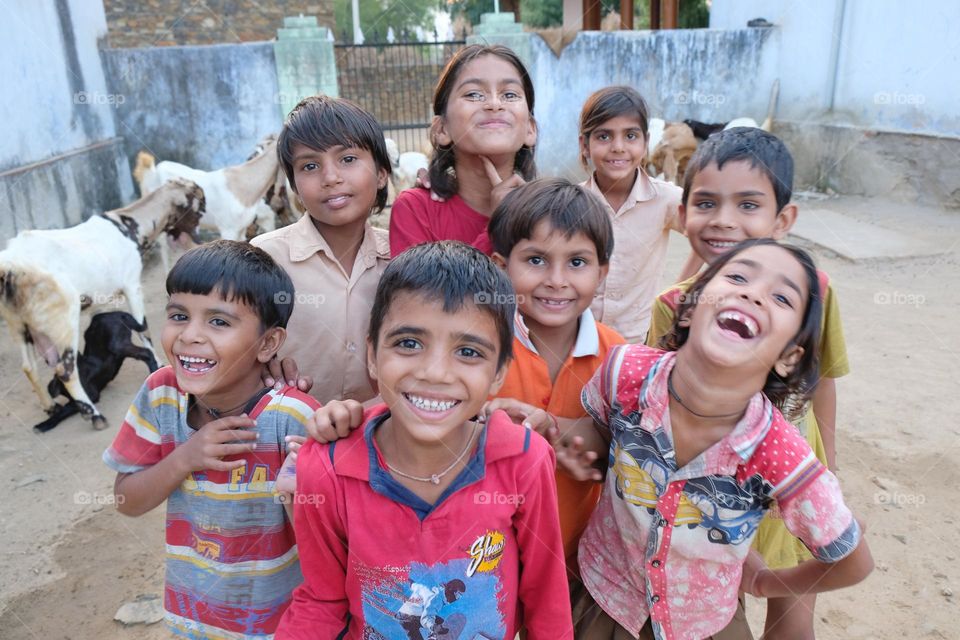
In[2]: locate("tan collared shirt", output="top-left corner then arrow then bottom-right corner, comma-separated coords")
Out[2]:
582,171 -> 683,343
251,216 -> 389,404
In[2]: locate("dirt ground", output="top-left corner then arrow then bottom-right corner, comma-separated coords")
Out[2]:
0,196 -> 957,639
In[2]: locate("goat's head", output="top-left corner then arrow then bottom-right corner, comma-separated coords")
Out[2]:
162,178 -> 205,243
246,133 -> 279,161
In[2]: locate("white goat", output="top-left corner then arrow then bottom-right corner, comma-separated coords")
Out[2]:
385,138 -> 429,195
137,137 -> 278,241
246,134 -> 302,229
0,178 -> 204,430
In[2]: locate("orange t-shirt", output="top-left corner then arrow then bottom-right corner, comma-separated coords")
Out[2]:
496,310 -> 625,576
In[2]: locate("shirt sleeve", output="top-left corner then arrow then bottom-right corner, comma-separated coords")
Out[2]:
514,432 -> 575,639
819,284 -> 850,379
102,377 -> 164,473
645,295 -> 676,348
472,228 -> 493,255
663,183 -> 684,232
275,440 -> 351,639
389,188 -> 434,257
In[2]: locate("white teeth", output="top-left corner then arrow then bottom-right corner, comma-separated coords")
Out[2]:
717,310 -> 759,338
405,394 -> 458,412
539,298 -> 571,306
180,356 -> 215,364
707,240 -> 738,249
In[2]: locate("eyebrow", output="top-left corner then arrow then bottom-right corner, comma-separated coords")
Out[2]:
165,301 -> 241,320
456,77 -> 522,90
292,146 -> 343,160
691,189 -> 769,198
729,259 -> 803,297
385,326 -> 498,352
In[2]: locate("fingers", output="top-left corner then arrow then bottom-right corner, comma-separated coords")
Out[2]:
415,168 -> 431,189
207,457 -> 249,472
480,156 -> 502,186
555,436 -> 603,482
521,409 -> 557,436
279,357 -> 301,388
263,358 -> 284,387
285,435 -> 306,452
307,400 -> 364,443
490,173 -> 526,210
297,375 -> 314,393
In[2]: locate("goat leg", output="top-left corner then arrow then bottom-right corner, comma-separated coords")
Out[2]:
33,401 -> 80,433
20,342 -> 56,412
55,348 -> 107,429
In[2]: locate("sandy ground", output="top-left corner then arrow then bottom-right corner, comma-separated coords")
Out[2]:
0,196 -> 957,639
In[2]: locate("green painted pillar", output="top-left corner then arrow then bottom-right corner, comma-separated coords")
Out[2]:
274,16 -> 338,118
468,12 -> 533,71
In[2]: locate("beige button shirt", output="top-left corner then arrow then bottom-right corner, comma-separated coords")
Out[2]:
583,171 -> 683,343
251,215 -> 390,404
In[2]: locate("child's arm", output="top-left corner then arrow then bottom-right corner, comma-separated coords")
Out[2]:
514,435 -> 575,639
115,415 -> 258,516
305,399 -> 365,443
275,441 -> 350,638
812,378 -> 838,470
675,250 -> 703,283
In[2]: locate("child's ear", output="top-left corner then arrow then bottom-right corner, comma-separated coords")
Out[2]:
598,262 -> 610,284
376,166 -> 389,191
678,202 -> 688,232
431,116 -> 452,148
774,344 -> 804,378
488,361 -> 509,397
366,337 -> 379,383
491,252 -> 507,269
257,327 -> 286,363
772,203 -> 798,239
524,116 -> 538,148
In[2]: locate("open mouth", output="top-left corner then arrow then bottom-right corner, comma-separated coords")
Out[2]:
178,355 -> 217,373
716,310 -> 760,339
536,297 -> 574,308
403,393 -> 461,413
704,239 -> 740,251
324,194 -> 352,208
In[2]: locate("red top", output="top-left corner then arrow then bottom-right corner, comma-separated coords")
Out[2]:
389,187 -> 493,256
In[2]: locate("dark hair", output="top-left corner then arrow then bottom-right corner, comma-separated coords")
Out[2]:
488,177 -> 614,265
682,127 -> 794,212
578,85 -> 650,170
166,239 -> 295,330
428,45 -> 536,199
368,241 -> 514,371
659,238 -> 822,416
278,95 -> 392,213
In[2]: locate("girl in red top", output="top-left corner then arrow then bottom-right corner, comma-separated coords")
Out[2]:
389,44 -> 537,256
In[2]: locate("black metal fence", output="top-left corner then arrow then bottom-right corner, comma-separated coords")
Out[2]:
334,33 -> 466,155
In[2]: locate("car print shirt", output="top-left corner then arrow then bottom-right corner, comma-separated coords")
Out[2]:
578,345 -> 861,640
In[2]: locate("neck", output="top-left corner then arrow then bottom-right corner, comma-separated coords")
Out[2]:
526,314 -> 579,366
454,153 -> 516,215
311,216 -> 367,277
225,144 -> 281,207
106,190 -> 168,249
376,415 -> 478,476
671,348 -> 758,424
192,369 -> 265,426
594,169 -> 637,207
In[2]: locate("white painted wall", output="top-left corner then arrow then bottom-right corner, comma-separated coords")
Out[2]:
711,0 -> 960,137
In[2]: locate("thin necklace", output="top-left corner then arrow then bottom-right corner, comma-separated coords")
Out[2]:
195,390 -> 263,419
386,421 -> 480,485
667,368 -> 746,420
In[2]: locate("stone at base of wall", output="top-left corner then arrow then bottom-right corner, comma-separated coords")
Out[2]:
775,121 -> 960,210
0,138 -> 135,242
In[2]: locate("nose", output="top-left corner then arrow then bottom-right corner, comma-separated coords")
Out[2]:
177,318 -> 205,344
709,203 -> 738,230
611,134 -> 625,152
414,347 -> 455,384
542,262 -> 568,289
738,288 -> 764,307
320,160 -> 343,187
484,93 -> 504,111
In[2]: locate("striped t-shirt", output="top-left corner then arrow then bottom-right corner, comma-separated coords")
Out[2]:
103,367 -> 319,639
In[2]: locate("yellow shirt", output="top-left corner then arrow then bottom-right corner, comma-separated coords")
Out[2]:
251,216 -> 390,404
582,170 -> 683,344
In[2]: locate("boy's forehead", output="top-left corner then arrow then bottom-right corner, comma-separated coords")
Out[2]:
519,219 -> 599,253
167,290 -> 256,316
695,158 -> 776,195
382,291 -> 500,338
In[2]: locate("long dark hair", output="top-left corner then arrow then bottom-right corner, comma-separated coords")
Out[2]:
658,238 -> 822,416
428,44 -> 537,199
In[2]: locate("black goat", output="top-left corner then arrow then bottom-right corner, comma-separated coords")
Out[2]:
34,311 -> 159,433
683,119 -> 727,141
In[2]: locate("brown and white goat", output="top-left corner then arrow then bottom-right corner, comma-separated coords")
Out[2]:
0,178 -> 204,429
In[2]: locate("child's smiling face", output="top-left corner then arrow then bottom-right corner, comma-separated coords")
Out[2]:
683,243 -> 808,376
582,113 -> 647,189
367,292 -> 506,446
682,160 -> 796,264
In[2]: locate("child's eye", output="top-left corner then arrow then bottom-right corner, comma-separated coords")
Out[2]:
168,312 -> 187,322
695,200 -> 715,210
395,338 -> 422,350
503,90 -> 521,101
527,256 -> 545,266
725,273 -> 747,284
341,155 -> 357,165
457,346 -> 484,359
595,132 -> 610,141
626,132 -> 638,140
740,202 -> 758,211
773,293 -> 794,308
301,162 -> 318,172
465,91 -> 485,101
210,318 -> 230,327
570,257 -> 587,267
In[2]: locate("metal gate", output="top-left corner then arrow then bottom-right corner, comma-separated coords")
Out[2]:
335,34 -> 466,156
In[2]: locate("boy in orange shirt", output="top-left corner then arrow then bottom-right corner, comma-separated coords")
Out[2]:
484,177 -> 624,576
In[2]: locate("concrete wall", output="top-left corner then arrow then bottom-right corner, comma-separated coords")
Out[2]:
102,41 -> 284,172
0,0 -> 134,237
531,28 -> 779,180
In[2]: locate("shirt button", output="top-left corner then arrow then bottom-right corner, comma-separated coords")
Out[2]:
651,559 -> 661,568
651,595 -> 661,603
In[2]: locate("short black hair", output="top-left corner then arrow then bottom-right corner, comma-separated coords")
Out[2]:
368,241 -> 514,371
278,95 -> 392,212
682,127 -> 794,212
166,239 -> 295,330
659,238 -> 822,417
579,85 -> 650,170
488,177 -> 614,265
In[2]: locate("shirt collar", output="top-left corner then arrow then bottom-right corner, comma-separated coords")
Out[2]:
513,308 -> 600,359
639,351 -> 776,464
287,215 -> 389,267
586,169 -> 657,213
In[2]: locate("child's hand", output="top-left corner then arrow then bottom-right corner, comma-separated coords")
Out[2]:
415,168 -> 446,202
481,398 -> 558,437
177,415 -> 258,473
263,356 -> 314,393
275,435 -> 305,498
739,549 -> 772,598
307,400 -> 364,443
554,435 -> 604,482
481,156 -> 525,210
